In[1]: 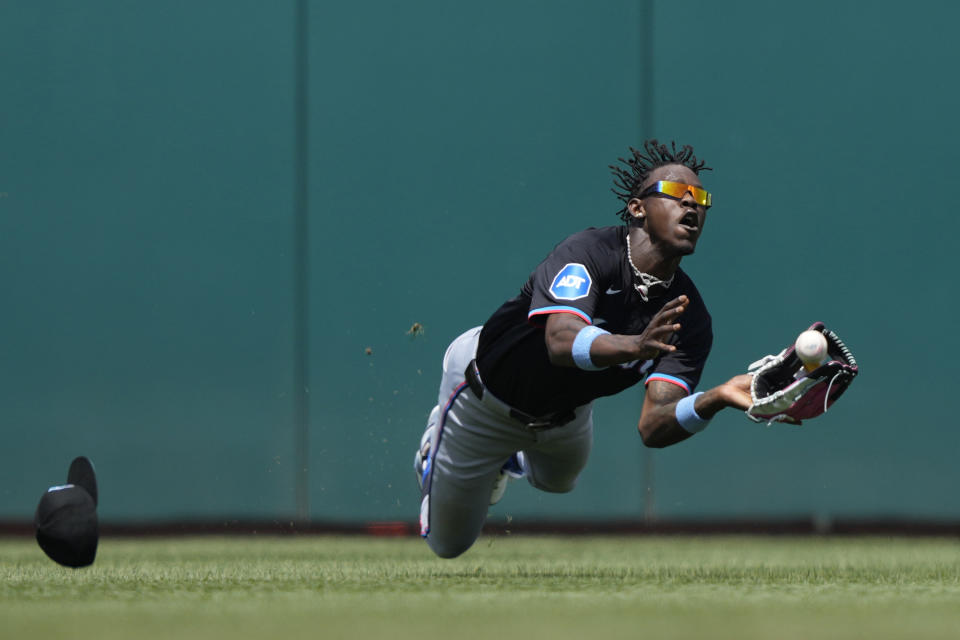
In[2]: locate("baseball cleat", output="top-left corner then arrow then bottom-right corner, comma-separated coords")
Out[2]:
414,434 -> 431,491
489,452 -> 525,505
415,408 -> 440,491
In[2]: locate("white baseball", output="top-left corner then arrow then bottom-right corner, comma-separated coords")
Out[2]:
795,330 -> 828,367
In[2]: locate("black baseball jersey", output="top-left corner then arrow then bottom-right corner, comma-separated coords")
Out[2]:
476,225 -> 712,417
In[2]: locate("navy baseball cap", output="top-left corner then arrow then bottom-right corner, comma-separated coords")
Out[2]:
34,456 -> 99,568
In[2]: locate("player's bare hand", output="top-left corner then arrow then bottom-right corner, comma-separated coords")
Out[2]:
716,373 -> 753,411
632,295 -> 688,360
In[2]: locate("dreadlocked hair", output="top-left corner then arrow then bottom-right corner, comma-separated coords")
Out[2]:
609,139 -> 711,222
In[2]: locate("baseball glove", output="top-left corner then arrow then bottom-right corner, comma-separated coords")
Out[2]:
746,322 -> 858,425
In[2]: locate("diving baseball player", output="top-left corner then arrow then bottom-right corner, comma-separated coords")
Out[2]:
415,140 -> 754,558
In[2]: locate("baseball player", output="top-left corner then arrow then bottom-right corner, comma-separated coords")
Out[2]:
415,140 -> 754,558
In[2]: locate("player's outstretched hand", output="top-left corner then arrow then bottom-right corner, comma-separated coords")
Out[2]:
633,295 -> 688,360
714,373 -> 754,411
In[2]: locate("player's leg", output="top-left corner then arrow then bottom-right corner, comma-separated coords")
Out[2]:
423,396 -> 527,558
415,327 -> 483,492
415,327 -> 531,558
520,406 -> 593,493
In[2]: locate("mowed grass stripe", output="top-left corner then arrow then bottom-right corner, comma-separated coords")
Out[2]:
1,536 -> 959,640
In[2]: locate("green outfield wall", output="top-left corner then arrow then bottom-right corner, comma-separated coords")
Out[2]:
2,1 -> 958,523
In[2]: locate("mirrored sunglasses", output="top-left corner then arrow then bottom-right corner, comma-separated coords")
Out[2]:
640,180 -> 712,208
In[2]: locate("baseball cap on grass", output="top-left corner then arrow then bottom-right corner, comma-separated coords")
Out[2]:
35,456 -> 99,568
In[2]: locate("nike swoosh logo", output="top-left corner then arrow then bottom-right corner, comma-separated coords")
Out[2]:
605,287 -> 621,295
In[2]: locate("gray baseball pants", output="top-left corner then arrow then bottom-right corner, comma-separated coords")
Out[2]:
419,326 -> 593,558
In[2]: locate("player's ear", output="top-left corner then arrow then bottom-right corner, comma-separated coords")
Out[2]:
627,198 -> 644,220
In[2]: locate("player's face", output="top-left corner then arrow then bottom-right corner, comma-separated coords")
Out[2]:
631,164 -> 708,256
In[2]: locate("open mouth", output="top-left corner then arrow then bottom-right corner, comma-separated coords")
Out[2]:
679,211 -> 700,231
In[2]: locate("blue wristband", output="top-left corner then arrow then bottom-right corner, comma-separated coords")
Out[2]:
675,392 -> 709,433
571,325 -> 610,371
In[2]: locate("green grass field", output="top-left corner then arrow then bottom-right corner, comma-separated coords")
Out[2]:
2,535 -> 959,639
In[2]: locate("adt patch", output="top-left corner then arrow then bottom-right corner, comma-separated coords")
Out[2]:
549,263 -> 592,301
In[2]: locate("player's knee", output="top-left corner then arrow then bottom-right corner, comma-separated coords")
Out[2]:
425,535 -> 473,559
528,476 -> 577,494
